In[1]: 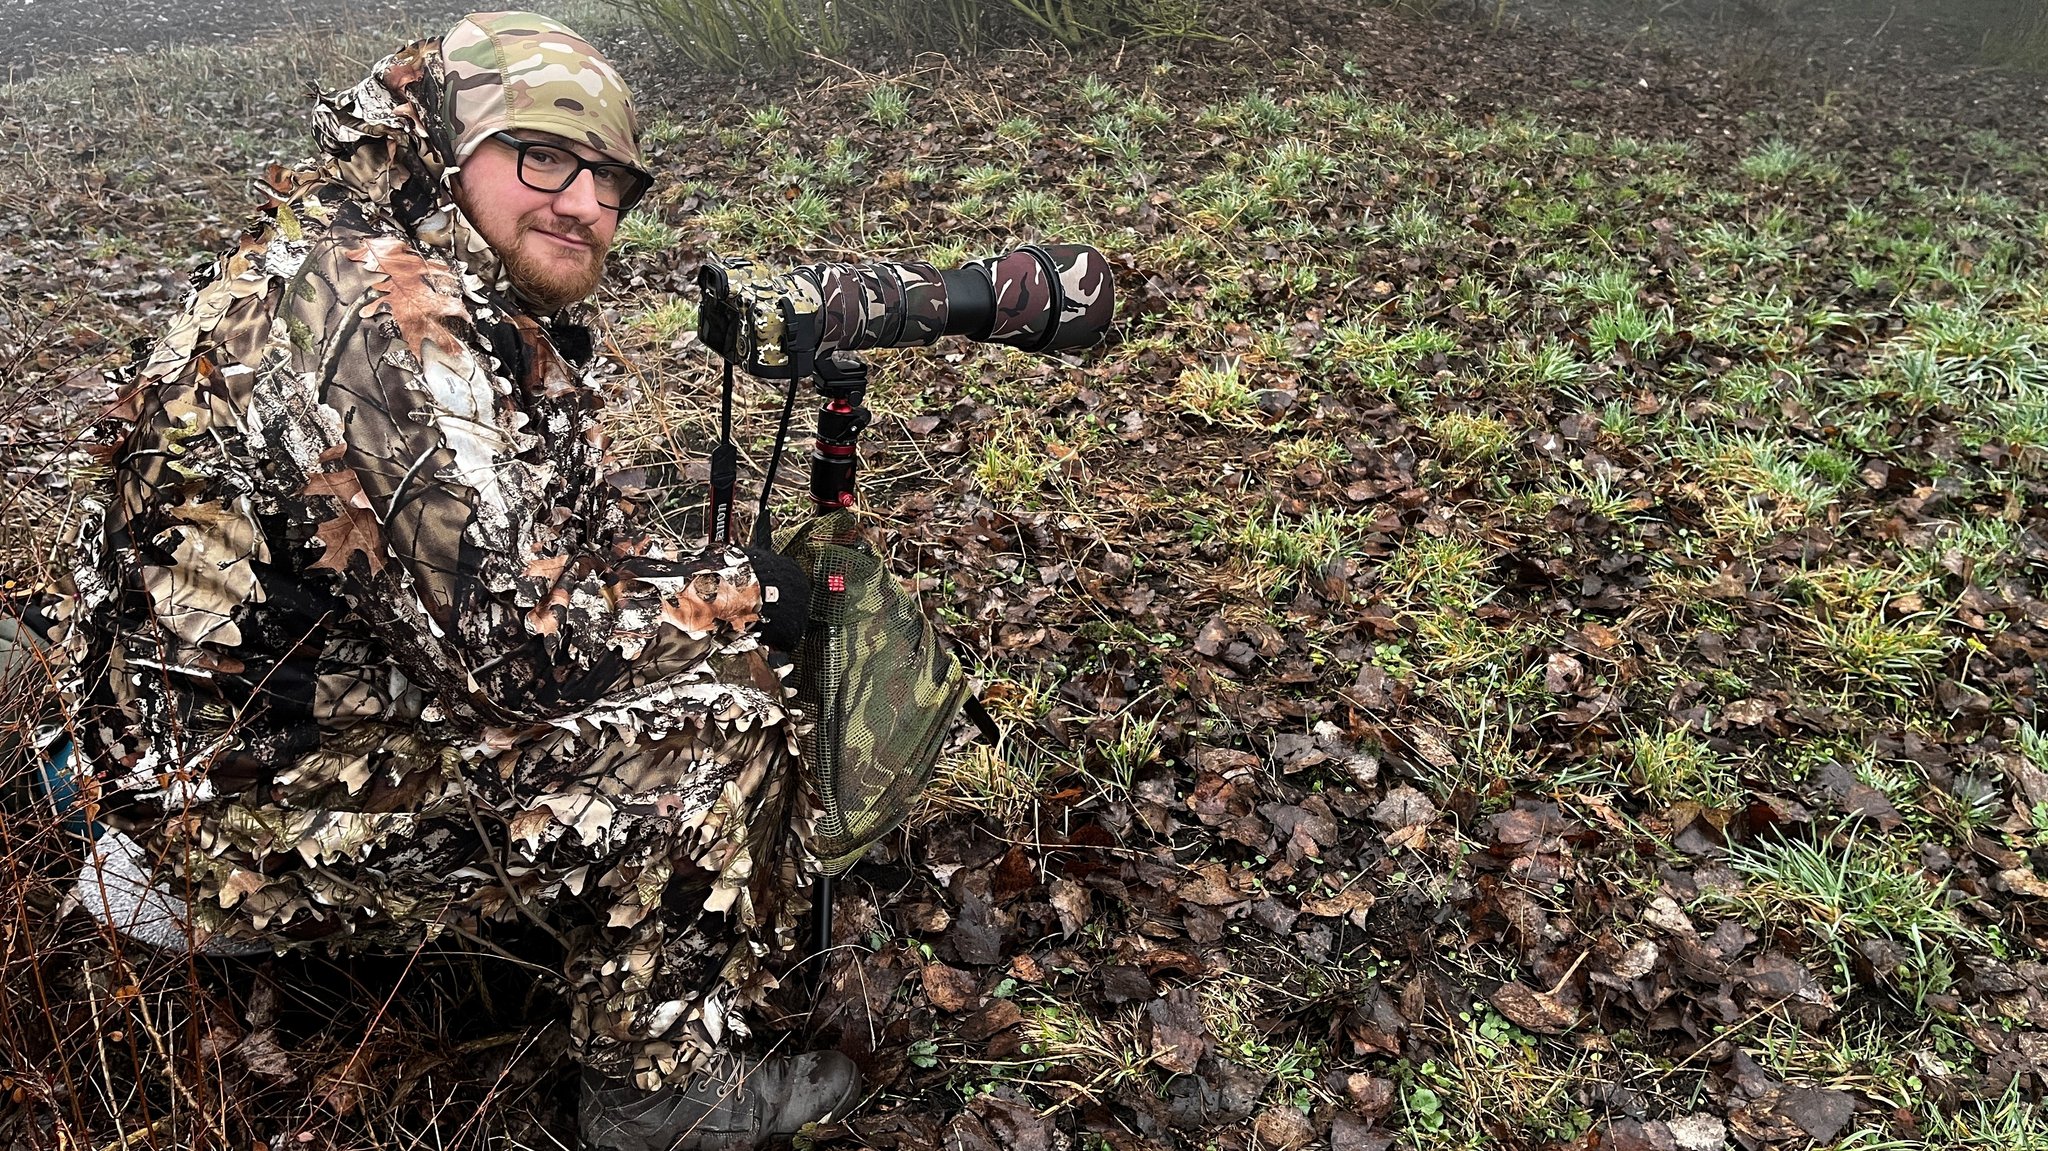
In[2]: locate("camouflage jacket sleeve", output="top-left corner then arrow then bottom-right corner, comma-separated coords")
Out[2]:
277,222 -> 764,725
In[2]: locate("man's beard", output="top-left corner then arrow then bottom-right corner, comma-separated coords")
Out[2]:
501,212 -> 605,313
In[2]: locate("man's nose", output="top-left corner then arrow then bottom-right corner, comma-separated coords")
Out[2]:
552,168 -> 605,224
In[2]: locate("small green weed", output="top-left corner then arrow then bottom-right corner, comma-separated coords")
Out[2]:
863,82 -> 910,127
612,213 -> 683,255
1237,508 -> 1357,590
1173,358 -> 1259,425
1393,1007 -> 1595,1148
1203,974 -> 1332,1111
1721,833 -> 1974,994
1429,412 -> 1516,463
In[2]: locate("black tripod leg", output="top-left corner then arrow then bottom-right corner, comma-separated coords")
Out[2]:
812,872 -> 835,975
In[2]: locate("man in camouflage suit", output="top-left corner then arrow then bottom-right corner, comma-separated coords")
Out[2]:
48,11 -> 858,1149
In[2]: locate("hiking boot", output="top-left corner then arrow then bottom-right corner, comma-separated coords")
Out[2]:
579,1051 -> 861,1151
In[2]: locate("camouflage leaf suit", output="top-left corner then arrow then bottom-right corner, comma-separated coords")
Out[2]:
57,23 -> 812,1088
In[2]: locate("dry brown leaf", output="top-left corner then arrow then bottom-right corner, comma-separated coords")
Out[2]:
303,467 -> 387,575
921,962 -> 981,1013
1489,980 -> 1579,1034
1048,878 -> 1091,937
1301,887 -> 1376,928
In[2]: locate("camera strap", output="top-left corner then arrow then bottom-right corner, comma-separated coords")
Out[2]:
752,374 -> 802,549
707,359 -> 737,545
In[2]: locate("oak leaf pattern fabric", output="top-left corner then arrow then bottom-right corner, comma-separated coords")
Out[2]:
55,37 -> 812,1088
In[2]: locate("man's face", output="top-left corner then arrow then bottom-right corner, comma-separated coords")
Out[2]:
453,132 -> 623,313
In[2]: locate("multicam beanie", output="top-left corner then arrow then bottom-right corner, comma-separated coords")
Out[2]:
440,10 -> 643,169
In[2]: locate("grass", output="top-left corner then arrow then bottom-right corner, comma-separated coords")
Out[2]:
1380,536 -> 1495,608
612,213 -> 684,255
862,82 -> 910,127
1845,1080 -> 2048,1149
924,741 -> 1052,826
1721,834 -> 1974,996
1006,999 -> 1154,1097
1090,712 -> 1163,804
1201,973 -> 1332,1109
1629,727 -> 1740,808
1396,1006 -> 1598,1149
1797,605 -> 1953,702
973,422 -> 1057,500
1236,508 -> 1357,592
1427,412 -> 1516,463
1739,138 -> 1840,184
633,297 -> 698,343
1171,357 -> 1259,425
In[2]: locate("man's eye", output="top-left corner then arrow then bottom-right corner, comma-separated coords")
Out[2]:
525,146 -> 570,167
593,166 -> 629,191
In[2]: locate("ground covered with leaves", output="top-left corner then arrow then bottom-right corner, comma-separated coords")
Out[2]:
9,1 -> 2048,1148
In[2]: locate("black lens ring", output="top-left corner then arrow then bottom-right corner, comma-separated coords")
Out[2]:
1015,244 -> 1068,355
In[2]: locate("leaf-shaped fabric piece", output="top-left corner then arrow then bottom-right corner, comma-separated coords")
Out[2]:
302,465 -> 387,575
140,497 -> 270,648
347,235 -> 467,363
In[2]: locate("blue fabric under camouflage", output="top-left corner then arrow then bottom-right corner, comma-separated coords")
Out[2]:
50,33 -> 810,1088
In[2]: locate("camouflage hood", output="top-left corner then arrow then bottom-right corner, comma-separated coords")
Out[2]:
300,38 -> 516,308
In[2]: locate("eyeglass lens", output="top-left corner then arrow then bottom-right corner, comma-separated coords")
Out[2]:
508,138 -> 648,210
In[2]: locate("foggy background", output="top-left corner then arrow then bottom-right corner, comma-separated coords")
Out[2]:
1472,0 -> 2048,74
5,0 -> 2048,78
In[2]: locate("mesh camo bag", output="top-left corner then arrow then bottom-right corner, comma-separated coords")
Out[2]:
781,508 -> 968,876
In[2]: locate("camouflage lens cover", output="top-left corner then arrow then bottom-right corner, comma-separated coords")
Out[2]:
808,260 -> 950,352
698,255 -> 953,377
697,245 -> 1113,380
973,244 -> 1115,353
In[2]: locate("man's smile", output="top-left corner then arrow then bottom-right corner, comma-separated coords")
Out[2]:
531,226 -> 594,252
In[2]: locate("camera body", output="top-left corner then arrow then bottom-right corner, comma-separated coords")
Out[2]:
697,244 -> 1115,380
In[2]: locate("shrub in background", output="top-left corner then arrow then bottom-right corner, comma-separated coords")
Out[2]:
608,0 -> 1211,70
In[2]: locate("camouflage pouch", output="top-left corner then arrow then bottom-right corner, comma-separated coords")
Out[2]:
780,509 -> 967,876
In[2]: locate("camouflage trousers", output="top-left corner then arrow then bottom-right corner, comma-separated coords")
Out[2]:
77,668 -> 816,1090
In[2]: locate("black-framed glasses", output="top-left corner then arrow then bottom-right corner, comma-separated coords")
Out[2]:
488,131 -> 653,212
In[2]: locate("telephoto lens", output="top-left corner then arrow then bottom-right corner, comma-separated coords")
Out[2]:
697,244 -> 1115,378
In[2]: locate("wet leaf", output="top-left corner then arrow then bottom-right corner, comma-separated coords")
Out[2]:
920,962 -> 981,1013
1144,989 -> 1208,1075
1489,980 -> 1580,1034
